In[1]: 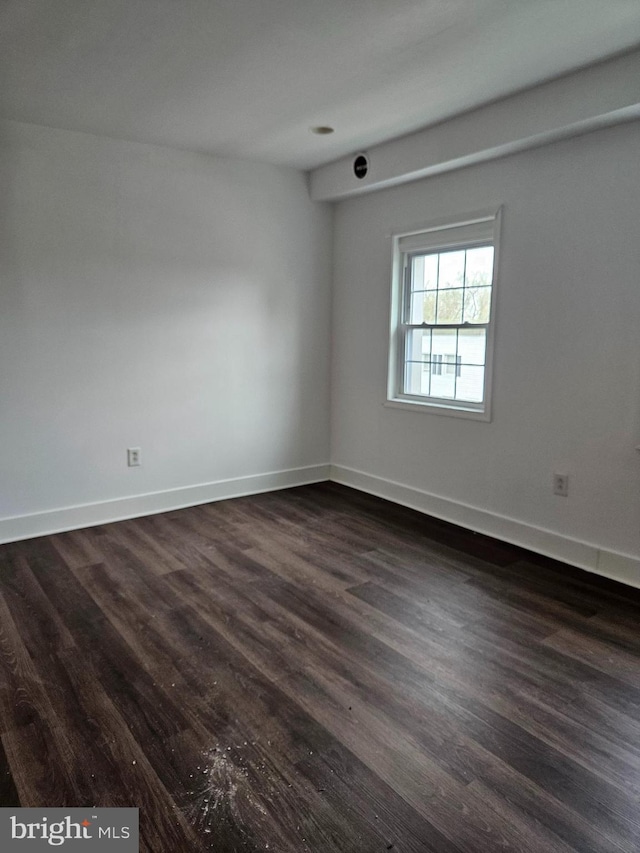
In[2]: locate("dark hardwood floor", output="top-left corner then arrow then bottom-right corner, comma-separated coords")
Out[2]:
1,482 -> 639,852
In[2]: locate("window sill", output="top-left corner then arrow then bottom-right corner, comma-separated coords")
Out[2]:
384,397 -> 491,421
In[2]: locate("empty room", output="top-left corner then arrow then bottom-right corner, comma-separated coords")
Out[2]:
1,2 -> 640,851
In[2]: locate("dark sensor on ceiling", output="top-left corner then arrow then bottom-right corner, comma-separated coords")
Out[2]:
353,154 -> 368,179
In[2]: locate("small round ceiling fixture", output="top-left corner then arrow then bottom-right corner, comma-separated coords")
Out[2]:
310,126 -> 335,135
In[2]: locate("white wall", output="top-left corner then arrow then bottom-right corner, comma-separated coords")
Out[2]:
0,121 -> 332,535
331,122 -> 640,580
3,116 -> 639,587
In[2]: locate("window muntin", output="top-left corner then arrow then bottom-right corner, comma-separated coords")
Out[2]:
388,210 -> 500,417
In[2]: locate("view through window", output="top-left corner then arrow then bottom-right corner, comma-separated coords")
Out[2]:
388,209 -> 500,418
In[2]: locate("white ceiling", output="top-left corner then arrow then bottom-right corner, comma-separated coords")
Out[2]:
2,0 -> 639,170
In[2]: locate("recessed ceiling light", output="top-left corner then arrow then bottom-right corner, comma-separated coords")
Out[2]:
310,126 -> 335,135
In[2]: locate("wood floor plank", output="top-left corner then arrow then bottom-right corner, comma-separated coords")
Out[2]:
542,626 -> 640,688
242,581 -> 640,851
72,555 -> 416,850
280,669 -> 561,853
0,735 -> 20,807
0,591 -> 59,735
2,720 -> 84,808
24,546 -> 194,749
178,538 -> 640,805
0,483 -> 639,852
443,690 -> 640,852
345,579 -> 640,796
49,529 -> 105,570
0,553 -> 76,656
296,746 -> 463,853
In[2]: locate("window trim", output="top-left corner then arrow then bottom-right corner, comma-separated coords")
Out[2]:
386,207 -> 502,421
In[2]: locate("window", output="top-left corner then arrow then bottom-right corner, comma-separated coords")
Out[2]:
387,208 -> 501,419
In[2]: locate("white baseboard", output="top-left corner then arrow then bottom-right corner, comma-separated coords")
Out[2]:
0,464 -> 331,545
330,464 -> 640,591
4,461 -> 639,591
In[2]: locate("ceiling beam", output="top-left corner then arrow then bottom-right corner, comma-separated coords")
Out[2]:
309,48 -> 640,202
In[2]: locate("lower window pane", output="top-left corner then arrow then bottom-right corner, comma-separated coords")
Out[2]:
406,328 -> 432,362
455,364 -> 484,402
430,369 -> 456,399
457,327 -> 486,365
405,361 -> 430,396
431,328 -> 457,355
403,327 -> 485,404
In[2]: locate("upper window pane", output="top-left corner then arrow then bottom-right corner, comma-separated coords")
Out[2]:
411,254 -> 438,291
438,251 -> 465,290
463,286 -> 491,323
465,246 -> 494,287
408,245 -> 493,326
436,289 -> 463,324
409,290 -> 436,324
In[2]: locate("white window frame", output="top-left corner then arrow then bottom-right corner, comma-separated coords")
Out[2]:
386,207 -> 502,421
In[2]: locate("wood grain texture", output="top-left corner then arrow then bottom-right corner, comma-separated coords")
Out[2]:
0,482 -> 639,852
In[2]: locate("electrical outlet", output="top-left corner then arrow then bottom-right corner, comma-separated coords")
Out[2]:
553,473 -> 569,497
127,447 -> 141,467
